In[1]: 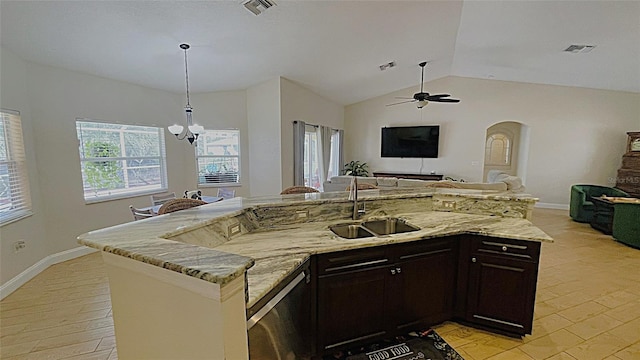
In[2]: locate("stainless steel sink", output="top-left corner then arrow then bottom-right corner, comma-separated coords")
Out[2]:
361,218 -> 420,235
330,218 -> 420,239
329,224 -> 375,239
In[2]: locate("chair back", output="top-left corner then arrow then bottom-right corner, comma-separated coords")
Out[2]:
129,205 -> 153,221
217,188 -> 236,199
280,186 -> 320,195
157,198 -> 207,215
150,192 -> 176,206
184,190 -> 202,200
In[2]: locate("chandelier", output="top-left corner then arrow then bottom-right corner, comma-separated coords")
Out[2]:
168,43 -> 204,144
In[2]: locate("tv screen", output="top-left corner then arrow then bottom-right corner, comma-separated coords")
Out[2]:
381,125 -> 440,158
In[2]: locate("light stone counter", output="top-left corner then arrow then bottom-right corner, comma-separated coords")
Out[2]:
78,188 -> 550,308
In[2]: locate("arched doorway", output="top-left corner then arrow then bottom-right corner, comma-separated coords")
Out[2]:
483,121 -> 530,183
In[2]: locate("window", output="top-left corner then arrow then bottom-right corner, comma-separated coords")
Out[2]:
196,129 -> 240,186
76,120 -> 167,202
0,110 -> 32,225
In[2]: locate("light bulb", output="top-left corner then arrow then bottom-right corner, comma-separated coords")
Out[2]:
417,100 -> 428,109
168,124 -> 184,135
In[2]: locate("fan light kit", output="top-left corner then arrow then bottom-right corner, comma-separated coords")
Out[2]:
387,61 -> 460,109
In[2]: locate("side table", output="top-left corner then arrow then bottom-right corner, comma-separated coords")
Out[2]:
590,197 -> 615,234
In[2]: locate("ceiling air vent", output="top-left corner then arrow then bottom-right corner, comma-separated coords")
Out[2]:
564,45 -> 596,53
243,0 -> 276,15
379,61 -> 397,71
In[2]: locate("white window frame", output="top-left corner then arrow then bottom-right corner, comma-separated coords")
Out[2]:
76,119 -> 168,203
196,129 -> 241,187
0,109 -> 32,226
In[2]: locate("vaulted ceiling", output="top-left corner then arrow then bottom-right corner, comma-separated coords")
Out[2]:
1,1 -> 638,105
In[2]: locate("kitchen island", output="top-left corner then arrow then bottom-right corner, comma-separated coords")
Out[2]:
78,189 -> 552,359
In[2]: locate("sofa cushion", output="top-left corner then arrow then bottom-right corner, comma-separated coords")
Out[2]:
398,179 -> 439,187
376,177 -> 398,188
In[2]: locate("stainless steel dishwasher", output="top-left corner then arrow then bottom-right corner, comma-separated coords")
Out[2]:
247,261 -> 312,360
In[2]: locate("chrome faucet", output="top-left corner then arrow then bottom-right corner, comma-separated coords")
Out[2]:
350,176 -> 366,220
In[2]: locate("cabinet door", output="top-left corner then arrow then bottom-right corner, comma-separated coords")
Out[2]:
389,239 -> 457,332
466,253 -> 538,335
317,266 -> 389,351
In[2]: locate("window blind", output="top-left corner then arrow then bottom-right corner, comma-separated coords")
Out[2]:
0,110 -> 32,225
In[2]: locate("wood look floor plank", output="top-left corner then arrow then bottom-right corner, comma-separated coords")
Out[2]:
1,209 -> 639,360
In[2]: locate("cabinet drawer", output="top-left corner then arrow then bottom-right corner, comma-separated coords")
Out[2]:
469,236 -> 540,261
317,246 -> 389,275
390,236 -> 457,261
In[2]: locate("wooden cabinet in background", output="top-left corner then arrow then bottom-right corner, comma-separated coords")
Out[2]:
616,131 -> 640,197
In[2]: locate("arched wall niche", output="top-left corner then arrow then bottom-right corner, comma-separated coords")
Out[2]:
483,121 -> 530,184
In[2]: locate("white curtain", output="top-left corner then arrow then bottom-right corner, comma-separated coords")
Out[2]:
337,129 -> 344,175
316,125 -> 333,190
293,120 -> 306,186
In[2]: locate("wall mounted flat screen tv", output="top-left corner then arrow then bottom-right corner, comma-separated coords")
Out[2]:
381,125 -> 440,158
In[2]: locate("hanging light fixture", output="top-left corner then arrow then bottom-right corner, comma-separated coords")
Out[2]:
168,43 -> 204,144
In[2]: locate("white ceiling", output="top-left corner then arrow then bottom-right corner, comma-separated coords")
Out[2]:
1,1 -> 638,105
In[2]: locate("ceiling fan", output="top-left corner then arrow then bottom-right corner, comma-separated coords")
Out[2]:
387,61 -> 460,108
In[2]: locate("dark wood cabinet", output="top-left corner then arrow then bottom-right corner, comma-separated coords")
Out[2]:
388,238 -> 457,332
315,238 -> 458,353
314,235 -> 541,355
458,235 -> 541,336
373,171 -> 444,181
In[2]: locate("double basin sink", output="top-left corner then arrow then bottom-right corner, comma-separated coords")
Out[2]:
329,218 -> 420,239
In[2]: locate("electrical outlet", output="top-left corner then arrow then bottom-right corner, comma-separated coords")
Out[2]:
296,210 -> 309,219
442,201 -> 456,210
14,240 -> 26,253
228,223 -> 241,237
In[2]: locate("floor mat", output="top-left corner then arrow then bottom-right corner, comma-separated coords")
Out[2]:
324,329 -> 464,360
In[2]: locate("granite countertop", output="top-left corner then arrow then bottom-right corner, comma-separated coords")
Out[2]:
77,189 -> 551,308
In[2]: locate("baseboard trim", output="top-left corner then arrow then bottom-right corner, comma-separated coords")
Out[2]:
535,202 -> 569,210
0,246 -> 97,300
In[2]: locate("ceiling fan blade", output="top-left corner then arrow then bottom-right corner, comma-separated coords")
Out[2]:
394,96 -> 415,100
386,100 -> 416,106
427,94 -> 451,99
430,98 -> 460,103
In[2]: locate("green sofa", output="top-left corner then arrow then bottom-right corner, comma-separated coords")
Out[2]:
569,185 -> 629,223
613,202 -> 640,249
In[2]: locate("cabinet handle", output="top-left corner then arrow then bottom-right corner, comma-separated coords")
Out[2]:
502,246 -> 508,252
471,257 -> 477,263
390,269 -> 396,275
396,267 -> 401,274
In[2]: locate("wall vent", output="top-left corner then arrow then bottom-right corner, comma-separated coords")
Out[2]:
243,0 -> 276,16
564,45 -> 596,53
379,61 -> 396,71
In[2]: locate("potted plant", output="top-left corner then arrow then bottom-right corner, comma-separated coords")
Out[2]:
342,160 -> 369,177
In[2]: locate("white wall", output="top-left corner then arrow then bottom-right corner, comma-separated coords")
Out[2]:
0,48 -> 49,284
280,78 -> 344,189
1,48 -> 228,285
345,76 -> 640,206
247,78 -> 282,196
190,91 -> 250,197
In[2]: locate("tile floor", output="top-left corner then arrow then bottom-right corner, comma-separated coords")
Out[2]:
1,209 -> 639,359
